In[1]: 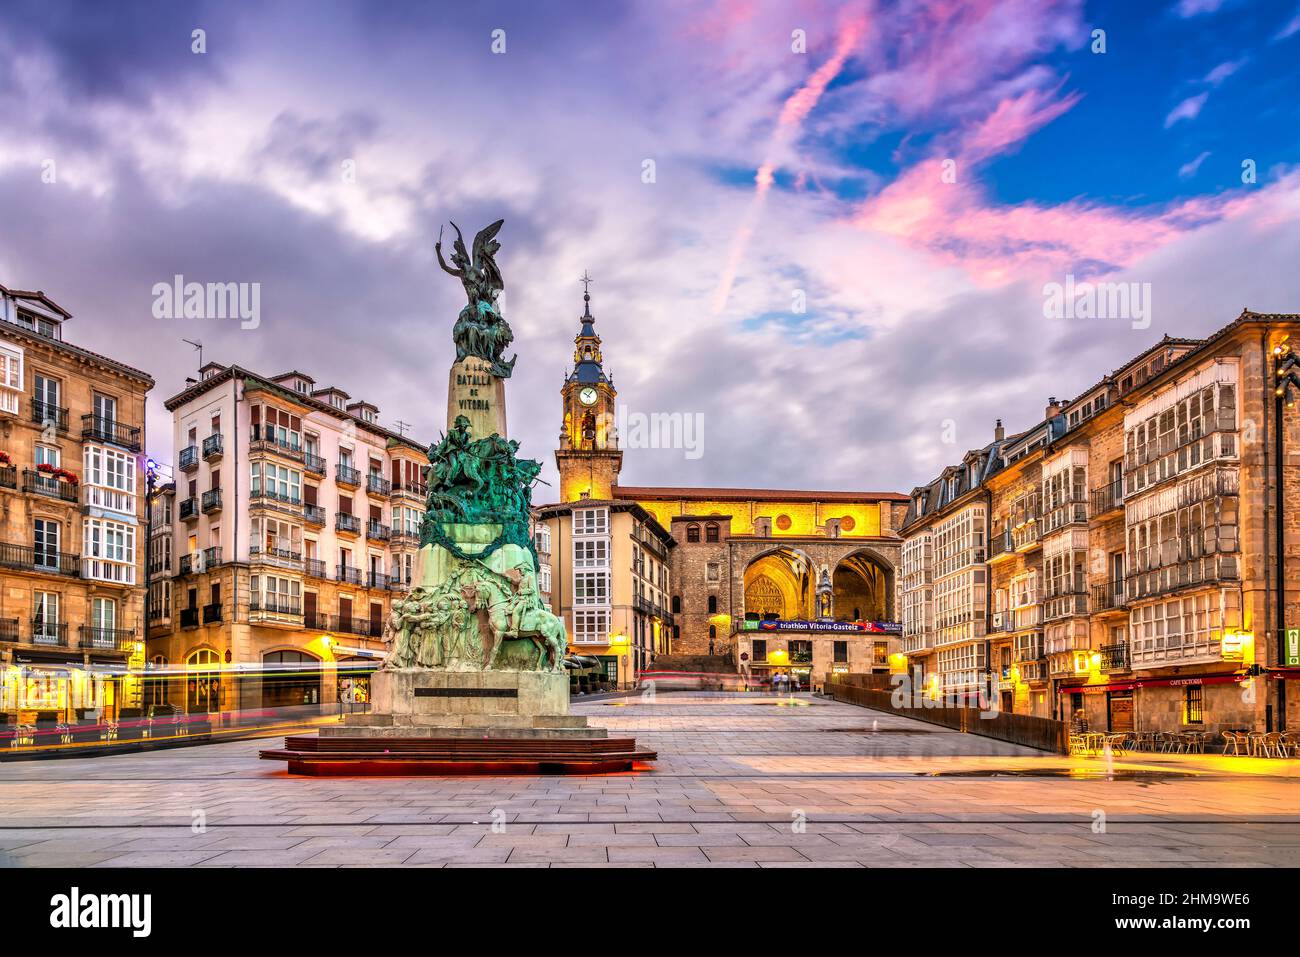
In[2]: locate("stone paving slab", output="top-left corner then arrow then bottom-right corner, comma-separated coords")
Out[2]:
0,691 -> 1297,867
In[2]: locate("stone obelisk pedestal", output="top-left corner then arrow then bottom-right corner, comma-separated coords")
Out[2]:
447,355 -> 507,439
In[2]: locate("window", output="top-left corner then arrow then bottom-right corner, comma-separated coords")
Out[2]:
686,524 -> 700,543
705,522 -> 720,542
0,343 -> 22,414
33,518 -> 59,569
834,640 -> 848,663
534,524 -> 551,554
1184,685 -> 1203,724
251,462 -> 301,502
574,539 -> 608,567
82,517 -> 136,584
574,507 -> 608,535
83,444 -> 137,514
33,373 -> 59,422
34,444 -> 59,467
707,595 -> 717,614
92,392 -> 117,426
90,597 -> 116,632
574,571 -> 609,605
538,562 -> 552,594
751,639 -> 767,662
573,609 -> 609,644
33,591 -> 59,641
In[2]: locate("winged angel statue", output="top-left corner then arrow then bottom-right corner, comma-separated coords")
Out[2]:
436,219 -> 517,378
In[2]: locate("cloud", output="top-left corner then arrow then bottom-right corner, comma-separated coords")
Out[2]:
1176,0 -> 1227,17
1164,91 -> 1209,127
1179,150 -> 1212,178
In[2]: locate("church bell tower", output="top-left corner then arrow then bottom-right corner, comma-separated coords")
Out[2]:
556,273 -> 622,501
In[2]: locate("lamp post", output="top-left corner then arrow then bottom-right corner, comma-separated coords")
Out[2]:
1273,338 -> 1299,731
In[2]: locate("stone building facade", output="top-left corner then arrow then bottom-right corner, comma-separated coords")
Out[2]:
0,285 -> 153,726
146,363 -> 429,715
902,311 -> 1300,737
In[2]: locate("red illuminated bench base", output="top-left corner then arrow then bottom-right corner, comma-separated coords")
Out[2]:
259,734 -> 656,775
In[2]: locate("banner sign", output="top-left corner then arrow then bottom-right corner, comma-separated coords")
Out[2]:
745,619 -> 902,635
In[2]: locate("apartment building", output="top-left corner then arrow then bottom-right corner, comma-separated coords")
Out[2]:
903,311 -> 1300,735
0,285 -> 153,727
146,364 -> 428,714
533,500 -> 675,687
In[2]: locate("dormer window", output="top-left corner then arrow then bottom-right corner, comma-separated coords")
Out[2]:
294,380 -> 308,394
331,394 -> 344,409
15,309 -> 60,340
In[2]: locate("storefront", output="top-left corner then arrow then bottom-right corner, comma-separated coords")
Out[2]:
1,652 -> 130,727
335,651 -> 381,712
261,649 -> 322,711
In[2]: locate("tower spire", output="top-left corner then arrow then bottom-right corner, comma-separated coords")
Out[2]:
580,270 -> 594,320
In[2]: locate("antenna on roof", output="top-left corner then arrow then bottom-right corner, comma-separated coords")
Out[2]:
182,338 -> 203,373
393,419 -> 412,437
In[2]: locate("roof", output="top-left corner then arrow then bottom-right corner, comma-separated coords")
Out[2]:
1,287 -> 72,319
162,363 -> 425,451
615,485 -> 909,503
532,498 -> 676,547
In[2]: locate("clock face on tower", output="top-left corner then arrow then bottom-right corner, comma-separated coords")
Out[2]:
579,387 -> 598,406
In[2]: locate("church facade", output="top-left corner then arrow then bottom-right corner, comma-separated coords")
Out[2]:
535,286 -> 908,688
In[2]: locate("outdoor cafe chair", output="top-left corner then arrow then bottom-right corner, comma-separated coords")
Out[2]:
1222,730 -> 1246,755
1262,732 -> 1286,758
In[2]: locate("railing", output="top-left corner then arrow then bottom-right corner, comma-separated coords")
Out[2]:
366,474 -> 391,496
391,527 -> 419,545
179,548 -> 222,576
1043,591 -> 1089,620
1042,499 -> 1088,534
336,564 -> 362,585
201,488 -> 223,512
0,543 -> 80,576
1099,642 -> 1129,670
250,545 -> 303,567
305,612 -> 382,637
29,620 -> 69,646
179,497 -> 198,520
78,625 -> 136,651
393,480 -> 427,500
825,680 -> 1067,753
249,594 -> 303,616
303,504 -> 326,525
202,433 -> 224,459
178,446 -> 199,472
30,399 -> 68,432
988,529 -> 1013,561
303,451 -> 325,475
1091,579 -> 1126,612
0,464 -> 14,489
336,463 -> 360,487
203,546 -> 222,568
367,570 -> 391,589
22,469 -> 78,502
1126,553 -> 1239,602
366,520 -> 391,541
82,414 -> 141,451
180,607 -> 200,628
249,489 -> 301,508
1090,480 -> 1123,517
202,602 -> 222,624
336,513 -> 360,534
305,558 -> 326,579
0,618 -> 19,642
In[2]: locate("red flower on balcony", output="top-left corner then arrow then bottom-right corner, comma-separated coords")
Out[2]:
36,462 -> 56,474
0,451 -> 10,465
54,468 -> 80,486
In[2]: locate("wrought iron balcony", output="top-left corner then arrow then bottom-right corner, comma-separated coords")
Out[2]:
180,607 -> 200,629
0,543 -> 80,576
305,612 -> 381,637
367,570 -> 391,589
0,618 -> 19,642
30,399 -> 68,432
202,433 -> 224,460
249,594 -> 303,616
366,474 -> 391,497
305,558 -> 327,579
178,445 -> 199,472
250,544 -> 303,568
336,564 -> 362,585
336,463 -> 361,488
336,512 -> 360,535
249,488 -> 302,509
1091,579 -> 1127,613
1100,642 -> 1129,671
303,503 -> 326,525
82,414 -> 141,451
0,464 -> 14,489
179,497 -> 198,521
1090,480 -> 1124,518
366,520 -> 391,541
201,488 -> 223,513
79,625 -> 136,652
22,469 -> 77,502
202,602 -> 223,624
30,620 -> 68,646
249,426 -> 303,461
303,451 -> 326,475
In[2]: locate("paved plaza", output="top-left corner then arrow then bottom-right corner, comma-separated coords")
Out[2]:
1,691 -> 1298,868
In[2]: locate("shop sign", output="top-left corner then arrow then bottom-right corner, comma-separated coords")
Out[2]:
746,619 -> 902,635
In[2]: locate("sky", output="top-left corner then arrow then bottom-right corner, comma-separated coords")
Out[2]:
2,0 -> 1299,501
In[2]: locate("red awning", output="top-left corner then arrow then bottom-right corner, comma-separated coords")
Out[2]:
1077,672 -> 1246,694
